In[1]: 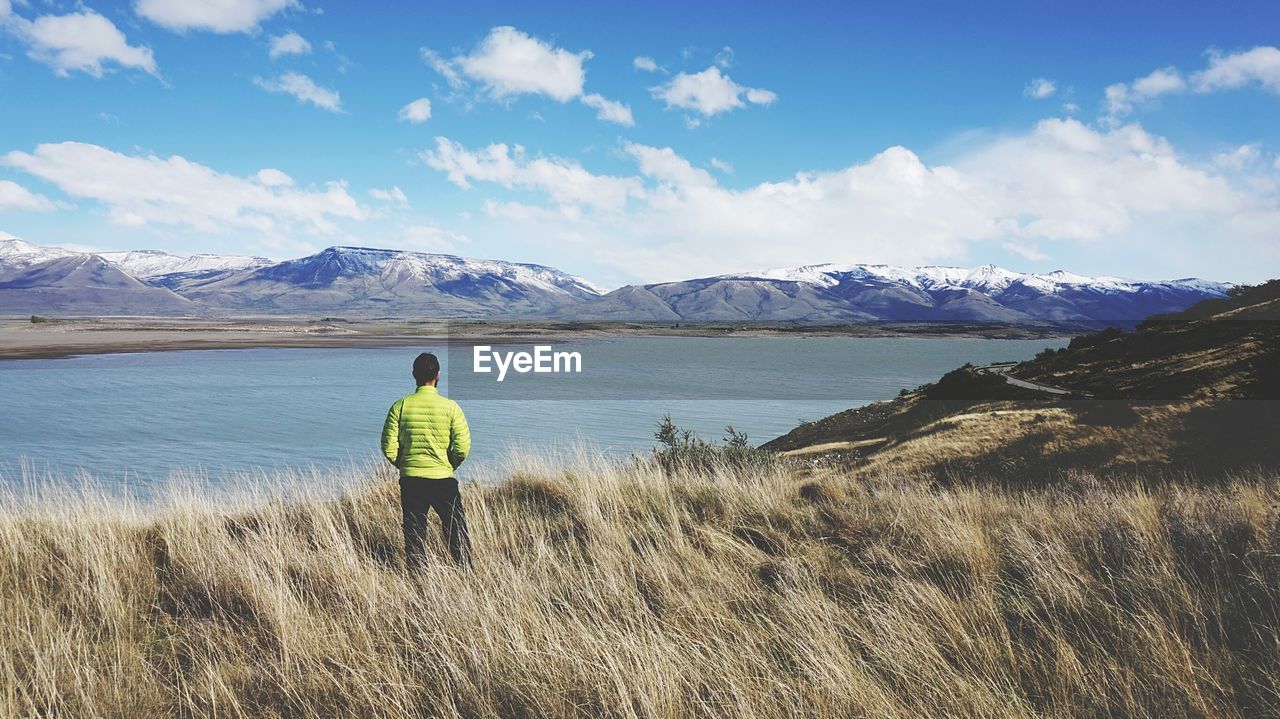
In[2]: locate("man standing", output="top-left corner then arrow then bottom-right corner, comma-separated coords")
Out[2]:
381,352 -> 472,568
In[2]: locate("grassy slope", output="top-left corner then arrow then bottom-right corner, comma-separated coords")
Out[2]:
764,284 -> 1280,479
2,458 -> 1279,718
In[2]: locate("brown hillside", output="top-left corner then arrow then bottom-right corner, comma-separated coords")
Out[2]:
763,282 -> 1280,481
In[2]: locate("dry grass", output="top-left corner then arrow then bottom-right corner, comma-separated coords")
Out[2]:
855,401 -> 1199,476
2,455 -> 1279,718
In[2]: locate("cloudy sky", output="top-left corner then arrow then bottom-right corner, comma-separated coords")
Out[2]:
1,0 -> 1278,286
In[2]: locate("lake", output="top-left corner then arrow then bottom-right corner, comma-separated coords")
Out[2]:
0,335 -> 1067,493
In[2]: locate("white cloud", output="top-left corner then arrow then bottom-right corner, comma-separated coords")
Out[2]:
268,30 -> 310,59
370,186 -> 409,205
323,39 -> 353,74
709,157 -> 734,174
402,223 -> 467,252
255,168 -> 293,186
1024,77 -> 1056,99
1062,102 -> 1080,114
483,199 -> 581,223
397,97 -> 433,123
957,120 -> 1241,243
423,27 -> 633,126
420,48 -> 464,89
580,93 -> 634,126
445,26 -> 588,102
421,137 -> 643,212
633,56 -> 659,72
1104,47 -> 1280,122
623,143 -> 716,189
0,180 -> 55,212
1192,46 -> 1280,93
1212,144 -> 1261,170
254,72 -> 342,112
713,46 -> 734,69
4,141 -> 367,237
744,87 -> 778,106
420,121 -> 1280,283
1104,67 -> 1185,120
135,0 -> 296,33
652,66 -> 776,118
2,7 -> 157,78
1133,67 -> 1187,97
1001,241 -> 1049,261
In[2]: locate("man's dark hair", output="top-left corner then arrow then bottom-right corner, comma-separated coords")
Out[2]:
413,352 -> 441,386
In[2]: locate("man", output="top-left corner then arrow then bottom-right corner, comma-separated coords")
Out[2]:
381,352 -> 472,568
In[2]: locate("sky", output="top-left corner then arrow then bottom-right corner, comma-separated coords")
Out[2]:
0,0 -> 1278,287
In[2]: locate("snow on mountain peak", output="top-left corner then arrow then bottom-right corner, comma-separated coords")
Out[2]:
0,237 -> 81,269
724,261 -> 1230,297
98,249 -> 272,278
286,246 -> 604,297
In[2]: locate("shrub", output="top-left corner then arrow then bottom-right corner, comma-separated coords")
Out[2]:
651,415 -> 780,474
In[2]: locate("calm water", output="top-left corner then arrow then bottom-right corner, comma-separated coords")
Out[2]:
0,336 -> 1066,492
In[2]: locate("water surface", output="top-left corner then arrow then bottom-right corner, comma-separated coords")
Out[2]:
0,336 -> 1066,492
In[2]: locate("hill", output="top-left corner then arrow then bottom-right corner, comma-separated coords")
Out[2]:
763,281 -> 1280,478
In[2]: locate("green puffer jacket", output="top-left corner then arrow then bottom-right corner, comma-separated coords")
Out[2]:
381,385 -> 471,479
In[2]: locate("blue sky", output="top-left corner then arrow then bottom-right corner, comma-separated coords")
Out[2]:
1,0 -> 1278,287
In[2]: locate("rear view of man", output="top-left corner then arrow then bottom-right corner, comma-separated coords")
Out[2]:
381,352 -> 472,568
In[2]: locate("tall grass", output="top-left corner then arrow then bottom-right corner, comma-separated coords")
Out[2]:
1,453 -> 1278,718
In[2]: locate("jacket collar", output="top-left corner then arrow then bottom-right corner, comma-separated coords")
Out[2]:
415,385 -> 440,394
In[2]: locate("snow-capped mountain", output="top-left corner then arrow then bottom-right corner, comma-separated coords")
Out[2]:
0,237 -> 81,269
0,253 -> 193,315
0,240 -> 602,316
246,245 -> 603,298
1,236 -> 267,281
97,249 -> 271,279
560,263 -> 1232,325
735,263 -> 1219,297
175,245 -> 603,315
0,237 -> 1233,324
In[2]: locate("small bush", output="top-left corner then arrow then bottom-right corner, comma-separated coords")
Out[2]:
651,415 -> 780,474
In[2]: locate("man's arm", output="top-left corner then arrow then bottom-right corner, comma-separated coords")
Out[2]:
448,402 -> 471,470
381,399 -> 403,466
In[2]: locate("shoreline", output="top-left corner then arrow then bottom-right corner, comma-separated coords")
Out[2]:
0,317 -> 1075,361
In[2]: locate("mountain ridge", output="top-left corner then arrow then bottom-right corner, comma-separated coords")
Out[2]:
567,263 -> 1230,325
0,236 -> 1231,323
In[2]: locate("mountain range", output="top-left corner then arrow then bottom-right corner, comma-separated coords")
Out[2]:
559,264 -> 1229,324
0,235 -> 1231,325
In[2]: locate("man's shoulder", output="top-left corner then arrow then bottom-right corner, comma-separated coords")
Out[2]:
440,394 -> 465,414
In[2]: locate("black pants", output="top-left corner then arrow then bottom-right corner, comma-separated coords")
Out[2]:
399,476 -> 472,568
